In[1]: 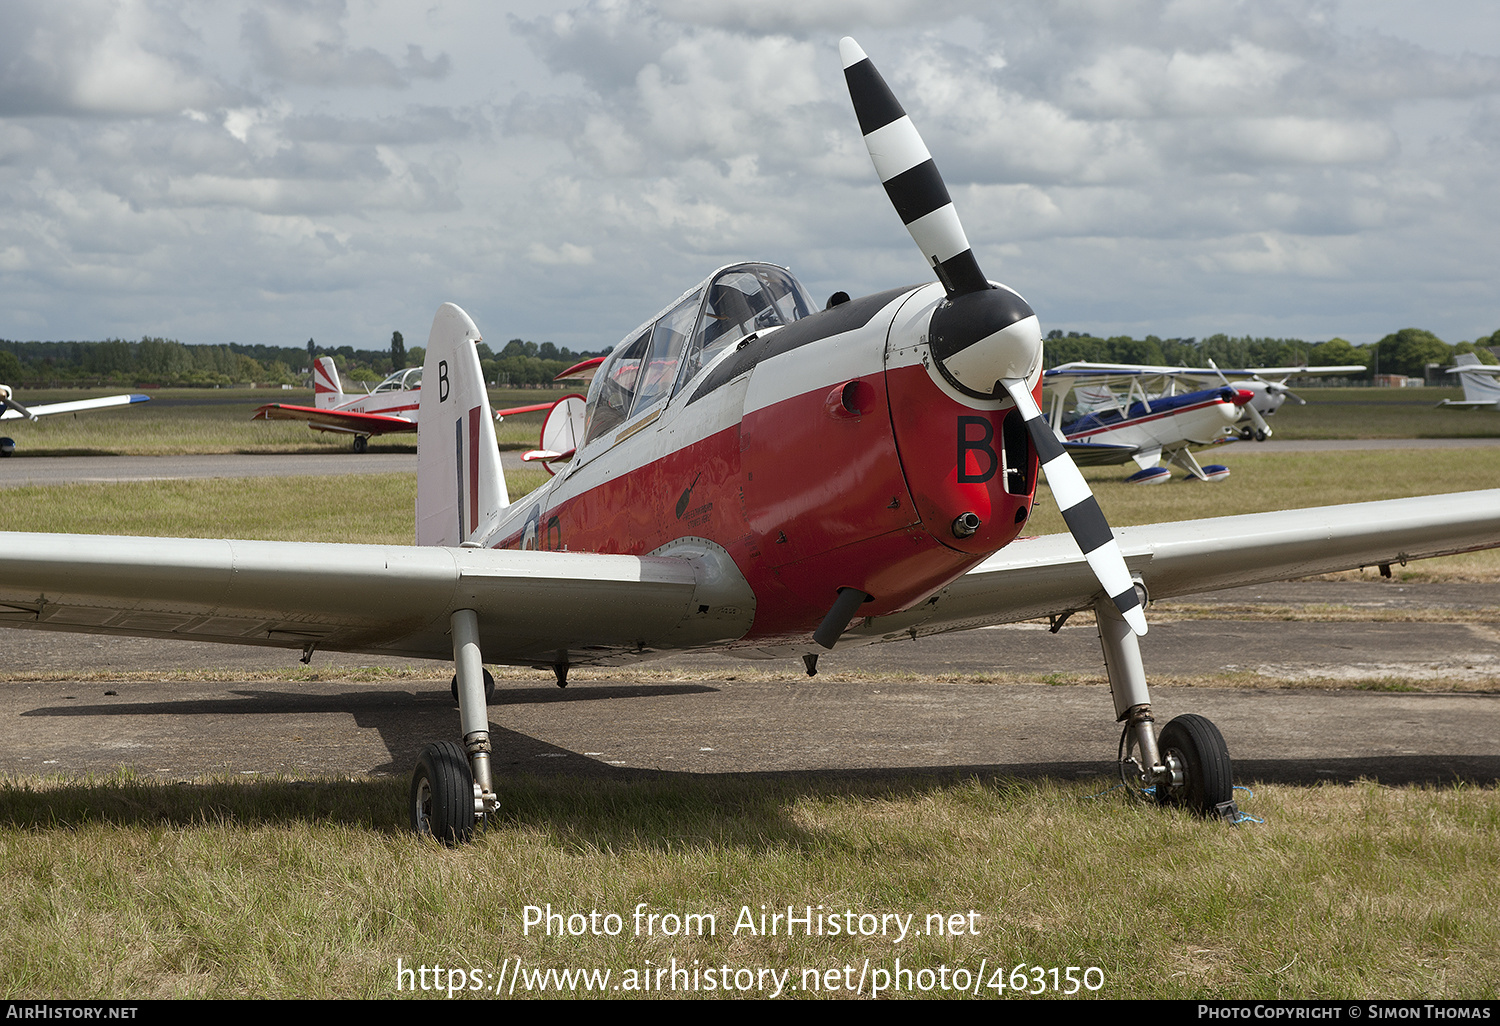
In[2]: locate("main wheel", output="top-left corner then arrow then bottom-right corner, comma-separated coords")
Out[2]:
353,435 -> 369,453
1154,714 -> 1233,817
450,667 -> 496,705
410,740 -> 475,843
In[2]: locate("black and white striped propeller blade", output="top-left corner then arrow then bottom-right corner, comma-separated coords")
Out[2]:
840,37 -> 988,299
1002,379 -> 1147,635
842,36 -> 1146,637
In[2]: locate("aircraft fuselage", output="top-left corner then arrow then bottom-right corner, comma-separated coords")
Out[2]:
494,279 -> 1041,645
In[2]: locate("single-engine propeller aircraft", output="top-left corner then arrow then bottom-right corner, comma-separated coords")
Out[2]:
2,40 -> 1499,842
1436,353 -> 1500,409
252,355 -> 555,451
1,385 -> 151,456
1042,361 -> 1364,483
252,356 -> 424,451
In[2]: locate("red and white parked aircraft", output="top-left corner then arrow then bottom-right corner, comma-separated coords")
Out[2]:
1,40 -> 1498,841
252,357 -> 424,451
253,357 -> 423,450
253,354 -> 560,451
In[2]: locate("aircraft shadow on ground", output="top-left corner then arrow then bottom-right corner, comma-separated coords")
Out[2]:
8,681 -> 1499,846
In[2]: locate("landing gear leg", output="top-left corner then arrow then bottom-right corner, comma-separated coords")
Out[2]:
1093,595 -> 1237,820
410,608 -> 497,841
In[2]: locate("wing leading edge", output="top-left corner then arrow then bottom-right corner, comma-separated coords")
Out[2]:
251,404 -> 417,435
0,536 -> 728,665
847,488 -> 1500,644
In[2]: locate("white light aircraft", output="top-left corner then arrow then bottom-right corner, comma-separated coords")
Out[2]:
0,385 -> 151,456
1436,353 -> 1500,409
1043,362 -> 1364,483
2,41 -> 1498,842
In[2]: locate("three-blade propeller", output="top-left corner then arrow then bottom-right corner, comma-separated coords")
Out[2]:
840,37 -> 1146,636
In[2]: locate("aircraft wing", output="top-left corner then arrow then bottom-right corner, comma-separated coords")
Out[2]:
251,404 -> 416,435
849,488 -> 1500,643
1045,362 -> 1365,385
0,537 -> 706,665
0,490 -> 1497,665
1,393 -> 151,421
1062,440 -> 1141,466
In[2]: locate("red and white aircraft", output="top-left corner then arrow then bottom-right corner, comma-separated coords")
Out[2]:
252,357 -> 424,451
1,40 -> 1498,841
253,354 -> 558,452
1,385 -> 151,456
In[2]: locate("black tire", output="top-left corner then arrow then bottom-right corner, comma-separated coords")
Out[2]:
1154,714 -> 1233,816
411,740 -> 475,843
450,667 -> 496,705
353,435 -> 369,453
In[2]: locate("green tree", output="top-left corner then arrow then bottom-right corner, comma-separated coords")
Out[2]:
391,331 -> 405,370
1374,328 -> 1450,378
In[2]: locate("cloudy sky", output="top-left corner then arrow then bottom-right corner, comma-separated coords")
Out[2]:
1,0 -> 1497,355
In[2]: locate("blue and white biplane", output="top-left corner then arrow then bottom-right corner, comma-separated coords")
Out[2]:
1044,361 -> 1364,483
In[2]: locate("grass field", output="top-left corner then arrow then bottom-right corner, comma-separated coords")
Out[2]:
1,774 -> 1495,999
5,383 -> 1496,456
2,386 -> 558,454
2,384 -> 1498,1001
1257,387 -> 1500,439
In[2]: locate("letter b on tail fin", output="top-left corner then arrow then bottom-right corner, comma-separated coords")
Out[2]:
417,303 -> 511,546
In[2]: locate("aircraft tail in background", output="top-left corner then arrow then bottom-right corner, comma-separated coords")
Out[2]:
1438,353 -> 1500,409
312,356 -> 345,409
416,303 -> 510,547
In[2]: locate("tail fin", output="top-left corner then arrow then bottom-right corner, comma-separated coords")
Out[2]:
416,303 -> 511,547
1453,353 -> 1500,405
313,357 -> 343,408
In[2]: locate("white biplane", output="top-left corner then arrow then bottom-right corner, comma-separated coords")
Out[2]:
1,40 -> 1498,841
0,385 -> 151,456
1043,361 -> 1364,483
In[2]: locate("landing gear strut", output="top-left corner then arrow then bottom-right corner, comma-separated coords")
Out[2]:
411,608 -> 498,842
1094,595 -> 1237,820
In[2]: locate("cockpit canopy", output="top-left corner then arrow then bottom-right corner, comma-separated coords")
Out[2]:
582,262 -> 815,447
373,366 -> 422,392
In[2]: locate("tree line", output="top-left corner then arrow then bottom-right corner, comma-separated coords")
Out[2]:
1044,328 -> 1500,380
0,334 -> 605,389
3,326 -> 1494,389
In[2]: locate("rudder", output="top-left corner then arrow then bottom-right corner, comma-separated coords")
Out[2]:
313,356 -> 344,409
416,303 -> 511,546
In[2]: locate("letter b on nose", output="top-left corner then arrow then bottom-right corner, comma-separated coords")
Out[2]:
957,416 -> 997,483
